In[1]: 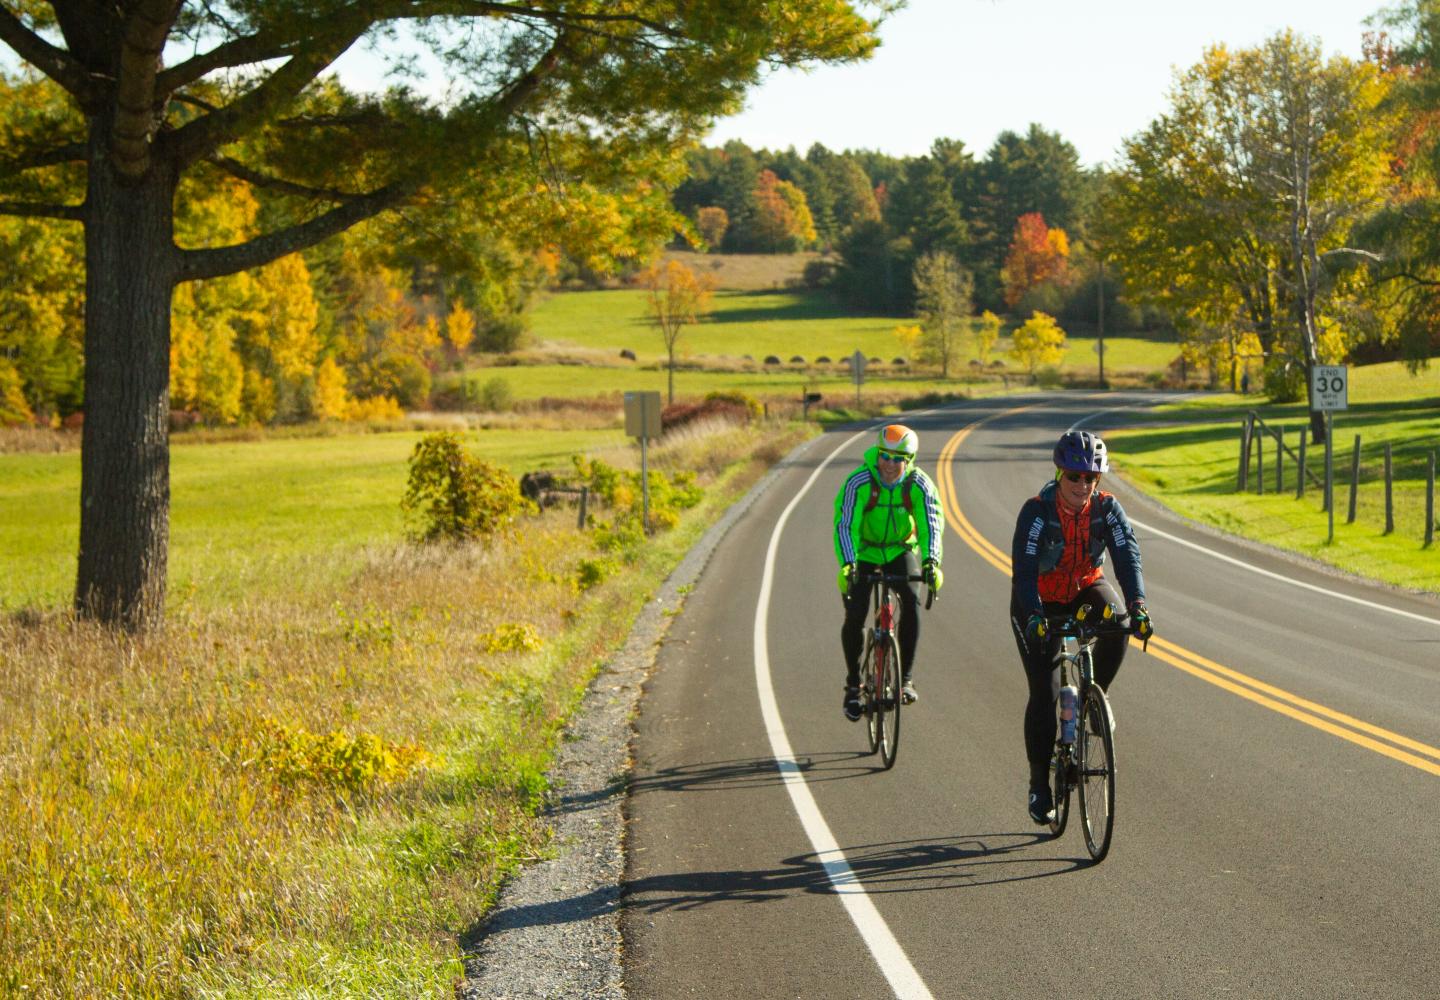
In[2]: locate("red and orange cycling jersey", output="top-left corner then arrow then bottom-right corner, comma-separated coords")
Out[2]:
1036,496 -> 1103,604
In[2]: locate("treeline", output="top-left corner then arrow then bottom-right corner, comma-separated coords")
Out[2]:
671,130 -> 1151,323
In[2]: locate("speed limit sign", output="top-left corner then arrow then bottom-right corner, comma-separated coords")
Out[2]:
1311,365 -> 1348,411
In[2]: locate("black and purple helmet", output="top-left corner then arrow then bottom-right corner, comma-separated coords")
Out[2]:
1053,430 -> 1109,473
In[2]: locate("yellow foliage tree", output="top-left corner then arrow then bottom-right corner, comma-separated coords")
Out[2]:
445,303 -> 477,357
643,260 -> 717,403
975,310 -> 1002,365
1009,311 -> 1068,377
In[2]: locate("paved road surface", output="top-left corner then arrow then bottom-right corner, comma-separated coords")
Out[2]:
623,393 -> 1440,999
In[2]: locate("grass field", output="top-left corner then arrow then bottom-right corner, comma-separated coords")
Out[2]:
1105,361 -> 1440,592
0,427 -> 628,611
0,418 -> 807,996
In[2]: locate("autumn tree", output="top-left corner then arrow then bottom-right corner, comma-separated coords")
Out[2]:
0,2 -> 886,629
911,250 -> 973,378
975,309 -> 1002,365
644,260 -> 717,404
1104,32 -> 1393,437
694,206 -> 729,249
1001,212 -> 1070,308
751,169 -> 817,252
1009,311 -> 1068,377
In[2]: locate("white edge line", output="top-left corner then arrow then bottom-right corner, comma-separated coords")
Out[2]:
1068,400 -> 1440,629
754,429 -> 936,1000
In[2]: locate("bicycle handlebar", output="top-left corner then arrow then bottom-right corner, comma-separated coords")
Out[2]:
1045,604 -> 1148,646
868,572 -> 935,610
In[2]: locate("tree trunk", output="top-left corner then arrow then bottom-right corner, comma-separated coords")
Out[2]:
75,124 -> 179,631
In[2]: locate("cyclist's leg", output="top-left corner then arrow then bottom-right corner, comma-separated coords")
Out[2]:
1010,599 -> 1059,791
1079,579 -> 1128,690
840,562 -> 876,687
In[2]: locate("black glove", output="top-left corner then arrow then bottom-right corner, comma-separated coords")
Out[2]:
1129,600 -> 1153,640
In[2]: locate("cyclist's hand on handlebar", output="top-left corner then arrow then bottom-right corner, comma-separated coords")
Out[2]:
837,562 -> 856,596
1128,600 -> 1153,640
923,559 -> 942,594
1025,613 -> 1047,644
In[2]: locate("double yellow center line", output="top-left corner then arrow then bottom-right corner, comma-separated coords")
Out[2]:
935,404 -> 1440,779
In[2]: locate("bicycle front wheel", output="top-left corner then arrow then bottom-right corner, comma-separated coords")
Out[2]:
862,634 -> 880,755
1049,744 -> 1071,837
1078,685 -> 1116,862
877,631 -> 902,769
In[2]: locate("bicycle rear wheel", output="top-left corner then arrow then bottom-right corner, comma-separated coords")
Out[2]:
877,631 -> 902,769
862,634 -> 880,755
1078,686 -> 1116,862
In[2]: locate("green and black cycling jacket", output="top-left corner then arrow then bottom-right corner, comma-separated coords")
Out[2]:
832,446 -> 945,567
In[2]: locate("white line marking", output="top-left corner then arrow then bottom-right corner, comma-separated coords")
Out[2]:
1129,517 -> 1440,627
754,430 -> 936,1000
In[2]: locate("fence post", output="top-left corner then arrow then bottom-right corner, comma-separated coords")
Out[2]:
578,486 -> 589,530
1384,443 -> 1394,535
1237,416 -> 1252,491
1275,427 -> 1284,494
1427,452 -> 1436,549
1297,431 -> 1307,500
1346,434 -> 1361,525
1255,431 -> 1264,496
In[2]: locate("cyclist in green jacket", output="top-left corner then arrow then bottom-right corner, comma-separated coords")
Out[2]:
833,424 -> 945,721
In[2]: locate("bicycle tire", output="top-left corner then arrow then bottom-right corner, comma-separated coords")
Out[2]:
1049,745 -> 1071,837
862,633 -> 880,755
877,630 -> 901,769
1078,686 -> 1116,862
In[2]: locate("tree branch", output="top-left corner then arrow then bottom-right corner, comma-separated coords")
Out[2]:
0,199 -> 85,221
210,154 -> 364,202
176,182 -> 410,282
0,141 -> 88,180
0,5 -> 98,102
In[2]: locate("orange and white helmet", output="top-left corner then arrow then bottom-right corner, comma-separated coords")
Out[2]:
876,424 -> 918,460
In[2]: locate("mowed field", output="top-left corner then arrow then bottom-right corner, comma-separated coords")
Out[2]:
462,287 -> 1185,402
0,427 -> 627,611
1106,361 -> 1440,592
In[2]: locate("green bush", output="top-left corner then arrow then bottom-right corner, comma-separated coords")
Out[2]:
1263,357 -> 1305,403
469,375 -> 514,412
401,431 -> 534,542
703,389 -> 762,421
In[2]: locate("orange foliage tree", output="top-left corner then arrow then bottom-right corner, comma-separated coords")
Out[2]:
1002,213 -> 1070,308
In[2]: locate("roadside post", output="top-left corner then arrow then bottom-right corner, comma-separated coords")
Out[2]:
848,349 -> 866,408
1312,365 -> 1348,543
624,390 -> 662,532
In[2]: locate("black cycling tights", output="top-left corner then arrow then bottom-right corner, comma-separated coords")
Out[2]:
1009,579 -> 1130,790
841,553 -> 920,687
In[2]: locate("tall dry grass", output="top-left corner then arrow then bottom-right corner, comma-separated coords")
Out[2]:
0,418 -> 810,997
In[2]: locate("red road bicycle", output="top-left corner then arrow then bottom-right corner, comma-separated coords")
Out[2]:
859,571 -> 934,769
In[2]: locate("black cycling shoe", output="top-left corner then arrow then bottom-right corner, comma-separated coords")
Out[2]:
1028,786 -> 1055,826
901,677 -> 918,705
843,686 -> 862,722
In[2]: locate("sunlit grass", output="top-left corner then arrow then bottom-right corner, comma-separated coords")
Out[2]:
1106,362 -> 1440,593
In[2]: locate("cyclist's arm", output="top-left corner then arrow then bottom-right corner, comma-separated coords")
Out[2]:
1099,496 -> 1146,607
1011,498 -> 1046,618
833,468 -> 871,566
910,469 -> 944,565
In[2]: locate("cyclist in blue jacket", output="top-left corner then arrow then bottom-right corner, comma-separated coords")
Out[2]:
1010,430 -> 1153,825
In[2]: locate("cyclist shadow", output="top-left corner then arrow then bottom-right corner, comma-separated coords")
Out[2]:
623,751 -> 880,800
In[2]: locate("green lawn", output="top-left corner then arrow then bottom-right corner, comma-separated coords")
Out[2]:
527,288 -> 1180,378
0,427 -> 626,611
1105,361 -> 1440,592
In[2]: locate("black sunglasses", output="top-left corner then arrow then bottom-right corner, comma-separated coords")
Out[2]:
1062,471 -> 1099,484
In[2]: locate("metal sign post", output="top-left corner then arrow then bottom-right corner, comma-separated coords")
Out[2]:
1311,365 -> 1348,543
848,349 -> 867,407
624,390 -> 662,532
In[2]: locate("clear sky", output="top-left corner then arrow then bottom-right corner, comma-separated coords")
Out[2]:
705,0 -> 1380,168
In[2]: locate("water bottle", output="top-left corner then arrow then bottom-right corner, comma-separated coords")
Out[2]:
1059,685 -> 1078,744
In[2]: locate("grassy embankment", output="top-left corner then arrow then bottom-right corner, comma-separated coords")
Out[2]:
1105,361 -> 1440,593
0,418 -> 811,996
449,286 -> 1185,406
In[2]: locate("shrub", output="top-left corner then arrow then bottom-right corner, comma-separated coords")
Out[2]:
802,258 -> 836,289
702,389 -> 762,421
251,718 -> 434,793
469,375 -> 514,412
401,431 -> 534,542
1263,357 -> 1306,402
661,397 -> 752,433
478,622 -> 544,653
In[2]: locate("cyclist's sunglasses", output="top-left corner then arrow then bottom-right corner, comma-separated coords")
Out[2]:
1062,471 -> 1100,484
878,450 -> 910,463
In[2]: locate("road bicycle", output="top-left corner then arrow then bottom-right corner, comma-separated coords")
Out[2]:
859,570 -> 934,769
1045,604 -> 1146,863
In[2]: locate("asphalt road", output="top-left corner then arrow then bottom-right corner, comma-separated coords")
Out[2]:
622,392 -> 1440,999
